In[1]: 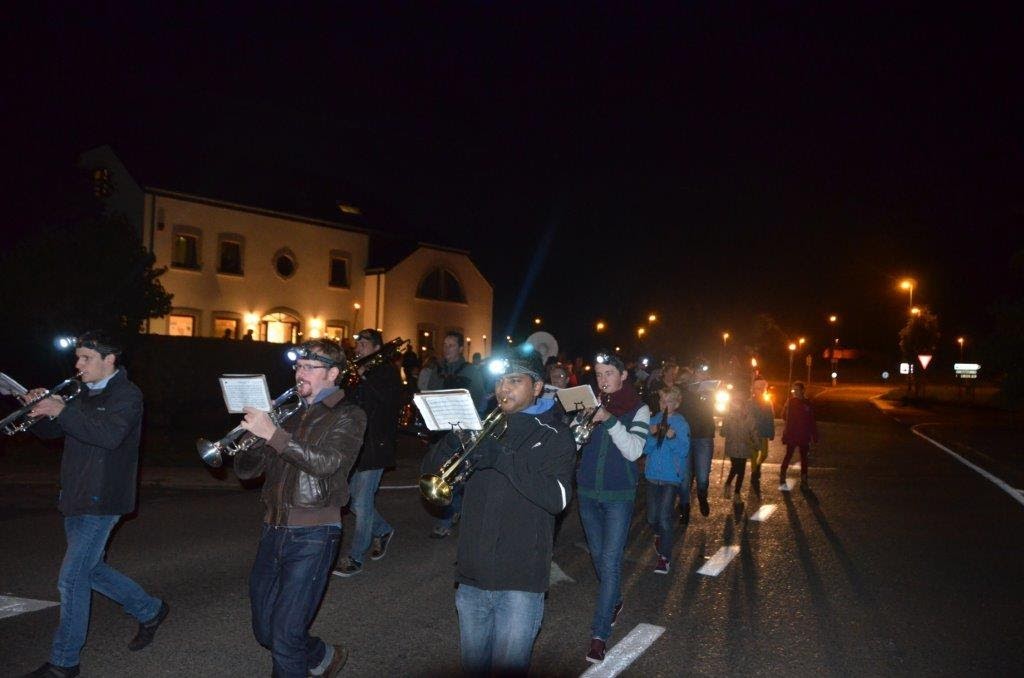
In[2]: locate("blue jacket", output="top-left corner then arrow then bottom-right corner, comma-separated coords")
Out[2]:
643,411 -> 690,483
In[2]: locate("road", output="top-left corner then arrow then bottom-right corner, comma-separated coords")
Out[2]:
2,385 -> 1023,676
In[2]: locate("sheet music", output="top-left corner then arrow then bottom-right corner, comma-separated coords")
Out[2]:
413,389 -> 482,431
219,374 -> 272,414
556,384 -> 599,413
0,372 -> 28,398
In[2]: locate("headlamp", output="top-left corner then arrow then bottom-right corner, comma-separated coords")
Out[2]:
595,353 -> 610,364
488,358 -> 510,376
286,347 -> 339,368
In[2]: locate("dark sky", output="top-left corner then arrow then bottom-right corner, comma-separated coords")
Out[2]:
6,2 -> 1023,362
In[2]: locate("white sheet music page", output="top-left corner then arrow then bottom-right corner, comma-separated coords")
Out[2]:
556,385 -> 598,413
0,372 -> 28,398
219,374 -> 272,414
413,389 -> 482,431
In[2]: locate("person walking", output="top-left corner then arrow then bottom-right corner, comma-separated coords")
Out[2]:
780,381 -> 818,490
677,366 -> 715,522
749,379 -> 775,493
721,390 -> 757,502
642,385 -> 690,574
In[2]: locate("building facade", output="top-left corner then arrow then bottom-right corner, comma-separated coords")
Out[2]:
81,145 -> 493,355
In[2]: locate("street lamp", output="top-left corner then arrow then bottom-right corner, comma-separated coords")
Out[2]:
595,321 -> 606,332
648,313 -> 658,323
911,307 -> 921,316
533,317 -> 542,326
353,302 -> 361,328
787,342 -> 797,386
900,279 -> 915,311
957,336 -> 965,359
482,334 -> 488,355
637,327 -> 646,339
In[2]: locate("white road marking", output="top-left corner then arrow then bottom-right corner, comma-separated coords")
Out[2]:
749,504 -> 777,522
912,425 -> 1024,509
580,623 -> 665,678
0,595 -> 59,620
697,545 -> 740,576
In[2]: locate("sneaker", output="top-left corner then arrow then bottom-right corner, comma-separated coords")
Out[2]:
429,525 -> 452,539
128,601 -> 169,651
585,638 -> 606,663
322,644 -> 349,678
698,495 -> 710,517
610,600 -> 624,627
370,530 -> 395,561
24,663 -> 80,678
654,556 -> 670,574
332,557 -> 362,577
723,484 -> 733,498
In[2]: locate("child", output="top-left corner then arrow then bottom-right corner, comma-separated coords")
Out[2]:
643,385 -> 690,574
721,390 -> 757,502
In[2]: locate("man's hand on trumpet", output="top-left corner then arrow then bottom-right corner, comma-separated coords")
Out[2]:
240,407 -> 277,441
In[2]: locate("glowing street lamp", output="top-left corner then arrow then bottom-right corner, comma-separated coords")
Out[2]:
787,342 -> 797,386
595,321 -> 606,332
911,307 -> 921,316
637,327 -> 646,339
798,337 -> 806,346
482,334 -> 488,354
900,279 -> 915,311
829,314 -> 838,324
648,314 -> 658,323
722,331 -> 730,347
957,336 -> 965,359
533,317 -> 542,326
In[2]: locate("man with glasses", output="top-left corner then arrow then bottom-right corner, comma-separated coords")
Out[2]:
23,331 -> 167,678
234,339 -> 366,678
333,329 -> 402,577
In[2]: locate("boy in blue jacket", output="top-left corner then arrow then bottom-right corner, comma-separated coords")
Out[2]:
643,385 -> 690,574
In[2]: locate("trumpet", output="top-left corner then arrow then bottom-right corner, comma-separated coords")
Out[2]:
419,405 -> 508,506
570,392 -> 609,446
196,386 -> 303,468
342,337 -> 409,390
1,373 -> 83,435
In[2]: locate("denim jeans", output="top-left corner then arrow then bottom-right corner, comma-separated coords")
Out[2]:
51,514 -> 162,667
249,524 -> 341,678
578,497 -> 634,640
682,437 -> 713,503
646,481 -> 677,558
455,584 -> 545,676
346,468 -> 392,563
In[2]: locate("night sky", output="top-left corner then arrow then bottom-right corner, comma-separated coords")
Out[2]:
6,2 -> 1022,363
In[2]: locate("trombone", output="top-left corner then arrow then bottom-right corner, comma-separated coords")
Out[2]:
419,405 -> 508,506
1,373 -> 83,435
196,386 -> 303,467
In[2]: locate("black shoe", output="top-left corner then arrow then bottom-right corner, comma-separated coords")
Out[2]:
129,601 -> 169,651
23,663 -> 80,678
370,529 -> 395,561
698,495 -> 710,517
332,557 -> 363,577
679,503 -> 690,526
586,638 -> 606,663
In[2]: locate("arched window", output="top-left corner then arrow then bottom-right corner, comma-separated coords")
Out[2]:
261,308 -> 302,344
416,268 -> 466,303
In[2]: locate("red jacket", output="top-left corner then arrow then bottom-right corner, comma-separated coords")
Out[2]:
781,396 -> 818,446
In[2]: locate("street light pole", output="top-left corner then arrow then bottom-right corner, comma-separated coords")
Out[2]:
787,342 -> 797,386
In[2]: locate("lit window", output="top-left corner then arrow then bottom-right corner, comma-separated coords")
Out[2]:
168,314 -> 195,336
213,317 -> 238,339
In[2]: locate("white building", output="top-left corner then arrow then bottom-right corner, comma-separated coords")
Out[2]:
80,145 -> 492,356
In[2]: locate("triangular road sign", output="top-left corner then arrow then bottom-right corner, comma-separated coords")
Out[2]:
918,354 -> 933,369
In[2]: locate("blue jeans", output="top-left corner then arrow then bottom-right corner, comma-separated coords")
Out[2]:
455,584 -> 545,676
51,514 -> 162,667
682,437 -> 713,503
346,468 -> 392,563
646,481 -> 677,558
249,524 -> 341,678
578,497 -> 634,640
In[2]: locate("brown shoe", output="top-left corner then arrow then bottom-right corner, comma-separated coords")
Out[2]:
323,645 -> 349,677
585,638 -> 606,663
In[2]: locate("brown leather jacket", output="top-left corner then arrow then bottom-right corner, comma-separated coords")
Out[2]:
234,388 -> 366,525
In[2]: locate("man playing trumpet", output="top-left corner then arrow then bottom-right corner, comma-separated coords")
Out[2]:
420,345 -> 576,676
234,339 -> 366,678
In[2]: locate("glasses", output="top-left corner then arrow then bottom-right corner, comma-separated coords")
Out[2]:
293,363 -> 329,372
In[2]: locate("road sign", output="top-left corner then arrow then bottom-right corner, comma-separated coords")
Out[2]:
954,362 -> 980,379
900,362 -> 911,375
918,354 -> 932,370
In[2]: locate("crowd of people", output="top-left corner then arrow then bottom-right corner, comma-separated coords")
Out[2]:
14,327 -> 817,677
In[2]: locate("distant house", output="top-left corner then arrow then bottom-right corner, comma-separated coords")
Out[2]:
79,145 -> 492,356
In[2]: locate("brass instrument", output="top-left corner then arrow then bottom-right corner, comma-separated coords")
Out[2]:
570,392 -> 609,446
197,386 -> 303,468
419,405 -> 508,506
342,337 -> 409,390
1,373 -> 83,435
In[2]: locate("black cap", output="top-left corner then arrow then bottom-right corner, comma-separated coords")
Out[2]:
491,344 -> 545,380
354,328 -> 383,348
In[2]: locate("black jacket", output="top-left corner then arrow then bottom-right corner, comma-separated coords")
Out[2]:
422,403 -> 576,593
235,388 -> 366,525
679,387 -> 716,439
34,369 -> 143,516
353,362 -> 402,471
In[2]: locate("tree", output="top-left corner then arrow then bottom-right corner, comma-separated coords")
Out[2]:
0,167 -> 172,350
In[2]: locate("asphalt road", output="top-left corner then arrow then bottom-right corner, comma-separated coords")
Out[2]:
2,387 -> 1023,677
